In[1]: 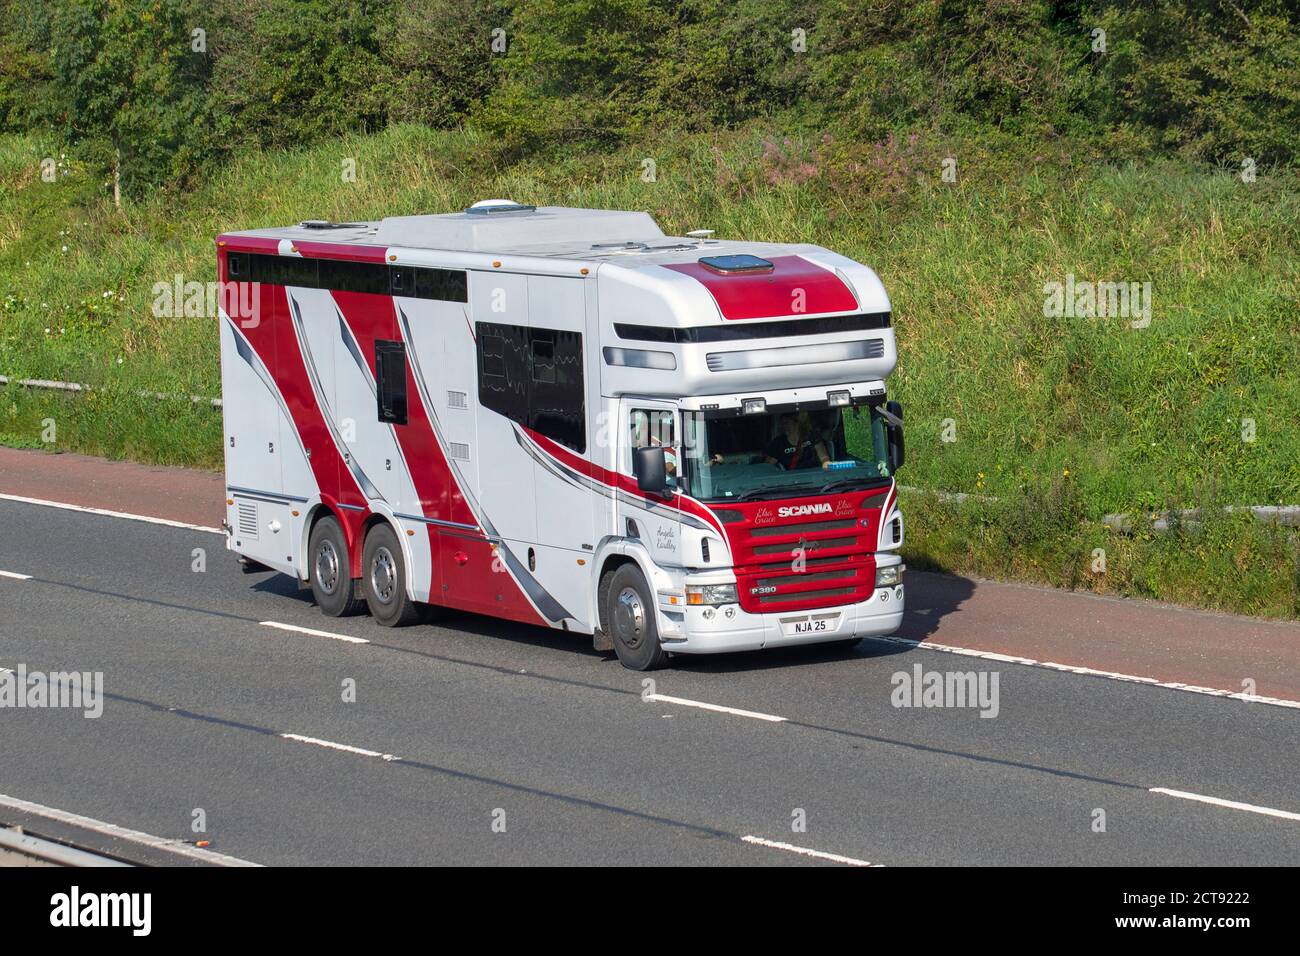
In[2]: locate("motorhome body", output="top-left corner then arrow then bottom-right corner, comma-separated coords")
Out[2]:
216,201 -> 906,669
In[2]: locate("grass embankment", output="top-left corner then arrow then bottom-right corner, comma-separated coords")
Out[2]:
1,124 -> 1298,616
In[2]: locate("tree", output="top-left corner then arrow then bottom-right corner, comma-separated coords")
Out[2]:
49,0 -> 210,205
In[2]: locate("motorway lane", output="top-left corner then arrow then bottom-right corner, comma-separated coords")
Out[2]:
1,498 -> 1298,865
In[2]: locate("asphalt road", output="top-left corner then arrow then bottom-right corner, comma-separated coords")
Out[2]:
1,496 -> 1298,866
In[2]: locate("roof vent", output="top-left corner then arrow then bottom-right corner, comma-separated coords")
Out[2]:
300,220 -> 365,230
699,254 -> 774,275
465,199 -> 536,216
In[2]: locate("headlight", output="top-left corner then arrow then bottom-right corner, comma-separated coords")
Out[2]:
686,583 -> 738,606
875,564 -> 905,587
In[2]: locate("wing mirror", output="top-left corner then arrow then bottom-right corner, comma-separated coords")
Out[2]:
885,400 -> 905,473
633,445 -> 670,495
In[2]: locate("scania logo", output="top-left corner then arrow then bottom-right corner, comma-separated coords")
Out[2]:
777,502 -> 832,518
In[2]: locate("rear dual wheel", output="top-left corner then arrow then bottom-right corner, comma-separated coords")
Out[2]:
361,523 -> 424,627
308,517 -> 425,626
307,516 -> 365,617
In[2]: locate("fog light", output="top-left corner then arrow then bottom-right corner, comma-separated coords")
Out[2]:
875,564 -> 905,587
741,398 -> 766,415
828,389 -> 851,407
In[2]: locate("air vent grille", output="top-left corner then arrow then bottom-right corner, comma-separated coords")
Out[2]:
237,500 -> 258,539
448,441 -> 471,461
448,390 -> 468,409
706,338 -> 885,372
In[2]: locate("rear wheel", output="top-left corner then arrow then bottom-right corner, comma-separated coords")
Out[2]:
603,564 -> 667,671
362,523 -> 423,627
308,516 -> 364,617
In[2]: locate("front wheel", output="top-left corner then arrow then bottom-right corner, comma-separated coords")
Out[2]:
603,564 -> 667,671
362,522 -> 423,627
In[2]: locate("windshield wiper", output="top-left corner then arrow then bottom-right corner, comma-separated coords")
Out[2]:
820,477 -> 889,494
735,484 -> 814,502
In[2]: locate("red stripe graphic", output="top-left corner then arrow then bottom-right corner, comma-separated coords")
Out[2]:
332,291 -> 543,624
520,427 -> 726,538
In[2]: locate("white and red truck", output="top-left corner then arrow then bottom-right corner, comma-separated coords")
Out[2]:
216,201 -> 906,669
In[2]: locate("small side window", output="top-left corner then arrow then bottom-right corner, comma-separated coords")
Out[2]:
375,340 -> 408,425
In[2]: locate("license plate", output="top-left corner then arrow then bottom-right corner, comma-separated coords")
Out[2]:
780,613 -> 842,637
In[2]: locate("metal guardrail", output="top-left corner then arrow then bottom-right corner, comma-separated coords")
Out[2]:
898,486 -> 1300,534
5,373 -> 1296,534
0,825 -> 132,867
0,374 -> 222,408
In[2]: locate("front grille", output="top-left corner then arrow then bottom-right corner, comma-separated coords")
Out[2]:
749,518 -> 857,537
758,554 -> 858,572
757,586 -> 856,606
752,535 -> 856,556
755,568 -> 857,588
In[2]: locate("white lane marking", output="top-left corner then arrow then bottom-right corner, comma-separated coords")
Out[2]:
0,492 -> 221,534
0,792 -> 261,866
741,835 -> 879,866
260,621 -> 369,645
280,733 -> 400,762
1150,788 -> 1300,823
0,570 -> 32,580
869,635 -> 1300,711
645,693 -> 786,723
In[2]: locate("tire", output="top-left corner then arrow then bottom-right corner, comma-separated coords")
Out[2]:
308,515 -> 365,617
603,564 -> 667,671
361,522 -> 423,627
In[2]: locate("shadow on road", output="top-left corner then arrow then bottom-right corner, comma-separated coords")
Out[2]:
245,566 -> 977,673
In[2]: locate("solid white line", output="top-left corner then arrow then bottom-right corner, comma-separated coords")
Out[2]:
260,621 -> 369,644
0,492 -> 221,534
646,693 -> 786,723
0,792 -> 261,866
741,835 -> 879,866
0,570 -> 32,580
280,733 -> 400,761
1150,788 -> 1300,823
868,635 -> 1300,711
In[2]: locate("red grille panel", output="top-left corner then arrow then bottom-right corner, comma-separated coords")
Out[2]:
713,486 -> 891,613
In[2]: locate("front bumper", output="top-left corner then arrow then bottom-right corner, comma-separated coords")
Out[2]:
663,584 -> 904,655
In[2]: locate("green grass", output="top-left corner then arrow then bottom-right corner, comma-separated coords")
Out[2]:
2,123 -> 1298,615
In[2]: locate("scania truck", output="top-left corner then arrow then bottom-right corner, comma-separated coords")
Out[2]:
216,200 -> 905,669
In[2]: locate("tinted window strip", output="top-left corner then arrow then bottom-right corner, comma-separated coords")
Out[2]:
243,253 -> 467,302
613,312 -> 891,344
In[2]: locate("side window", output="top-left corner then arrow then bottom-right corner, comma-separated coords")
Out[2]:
375,340 -> 408,425
476,322 -> 530,426
529,328 -> 584,452
320,259 -> 389,295
630,408 -> 677,480
249,253 -> 319,288
476,322 -> 585,453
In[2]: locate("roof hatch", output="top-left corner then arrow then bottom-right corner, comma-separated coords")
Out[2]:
698,254 -> 774,275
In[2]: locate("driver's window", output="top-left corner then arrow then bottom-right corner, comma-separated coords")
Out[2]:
629,408 -> 678,482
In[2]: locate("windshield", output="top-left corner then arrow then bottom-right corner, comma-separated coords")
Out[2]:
680,403 -> 893,503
